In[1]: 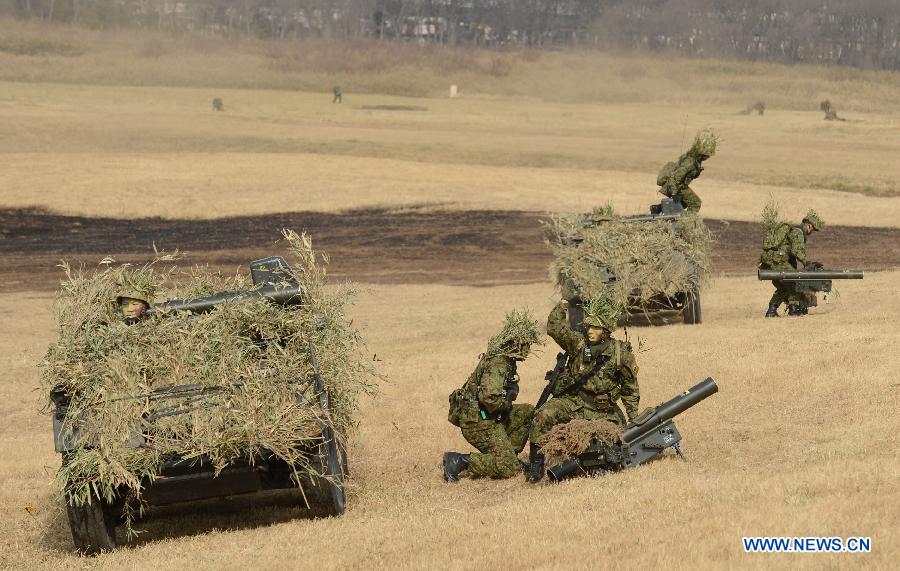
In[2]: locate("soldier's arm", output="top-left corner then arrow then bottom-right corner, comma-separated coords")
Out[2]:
547,301 -> 582,354
476,357 -> 509,414
617,343 -> 640,421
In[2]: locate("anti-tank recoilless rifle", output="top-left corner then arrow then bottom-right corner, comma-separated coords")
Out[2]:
757,264 -> 864,307
546,377 -> 718,482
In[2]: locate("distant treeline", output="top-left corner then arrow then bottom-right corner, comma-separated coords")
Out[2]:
4,0 -> 900,69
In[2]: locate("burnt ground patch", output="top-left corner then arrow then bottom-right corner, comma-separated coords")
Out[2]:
1,207 -> 897,292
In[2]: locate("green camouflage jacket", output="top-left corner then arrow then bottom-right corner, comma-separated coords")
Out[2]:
448,355 -> 518,426
759,223 -> 807,269
546,302 -> 640,420
658,152 -> 703,197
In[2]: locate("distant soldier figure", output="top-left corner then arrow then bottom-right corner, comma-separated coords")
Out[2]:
526,298 -> 639,483
820,100 -> 845,121
657,129 -> 719,213
212,98 -> 224,112
332,86 -> 342,104
738,101 -> 765,116
758,210 -> 824,317
443,309 -> 543,482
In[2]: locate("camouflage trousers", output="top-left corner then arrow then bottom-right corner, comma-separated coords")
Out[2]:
529,394 -> 625,445
675,186 -> 702,213
460,404 -> 534,478
768,279 -> 801,310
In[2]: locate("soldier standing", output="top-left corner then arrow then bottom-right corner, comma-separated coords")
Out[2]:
758,210 -> 824,317
332,86 -> 343,104
657,129 -> 719,213
526,298 -> 639,483
443,309 -> 543,482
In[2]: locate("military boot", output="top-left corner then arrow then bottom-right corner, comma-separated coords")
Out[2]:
787,305 -> 805,317
765,302 -> 779,318
526,443 -> 544,483
442,452 -> 470,483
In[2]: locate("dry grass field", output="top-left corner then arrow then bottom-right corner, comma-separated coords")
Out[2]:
1,22 -> 899,570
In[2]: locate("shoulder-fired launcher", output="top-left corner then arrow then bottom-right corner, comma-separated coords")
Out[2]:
547,377 -> 718,482
757,269 -> 864,281
757,268 -> 863,306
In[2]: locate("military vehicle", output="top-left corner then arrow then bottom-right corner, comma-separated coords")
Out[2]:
567,197 -> 703,325
546,377 -> 718,482
757,263 -> 864,312
50,257 -> 347,554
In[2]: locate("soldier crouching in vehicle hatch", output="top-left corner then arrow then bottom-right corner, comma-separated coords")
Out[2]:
443,309 -> 543,482
526,297 -> 639,483
115,288 -> 152,323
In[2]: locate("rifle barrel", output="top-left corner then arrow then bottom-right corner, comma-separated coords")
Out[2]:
757,269 -> 864,281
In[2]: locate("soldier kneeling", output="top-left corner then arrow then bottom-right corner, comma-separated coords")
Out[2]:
443,309 -> 543,482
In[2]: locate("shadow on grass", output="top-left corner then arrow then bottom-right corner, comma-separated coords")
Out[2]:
41,487 -> 338,556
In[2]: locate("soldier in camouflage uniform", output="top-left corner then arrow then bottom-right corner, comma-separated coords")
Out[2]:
116,288 -> 152,322
758,210 -> 824,317
526,298 -> 639,483
657,129 -> 719,213
443,309 -> 543,482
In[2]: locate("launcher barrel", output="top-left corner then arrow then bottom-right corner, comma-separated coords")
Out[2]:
146,284 -> 303,317
620,377 -> 718,444
757,269 -> 864,281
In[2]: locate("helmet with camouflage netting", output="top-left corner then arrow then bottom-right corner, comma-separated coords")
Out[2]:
485,308 -> 544,360
581,297 -> 624,332
802,210 -> 824,231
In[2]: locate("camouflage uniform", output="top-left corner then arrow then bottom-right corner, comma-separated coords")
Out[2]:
758,211 -> 823,316
443,308 -> 542,482
530,302 -> 639,443
525,300 -> 639,482
657,129 -> 718,213
448,355 -> 533,478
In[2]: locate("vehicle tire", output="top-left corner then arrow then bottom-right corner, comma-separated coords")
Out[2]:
682,290 -> 702,324
319,426 -> 346,517
65,498 -> 117,554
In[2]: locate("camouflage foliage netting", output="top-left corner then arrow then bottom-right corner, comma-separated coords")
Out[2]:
546,206 -> 713,309
40,230 -> 378,533
537,419 -> 622,467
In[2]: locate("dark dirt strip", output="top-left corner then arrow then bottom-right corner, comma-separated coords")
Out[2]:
1,207 -> 897,292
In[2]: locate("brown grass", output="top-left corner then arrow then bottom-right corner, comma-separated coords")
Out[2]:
1,272 -> 897,568
2,81 -> 900,225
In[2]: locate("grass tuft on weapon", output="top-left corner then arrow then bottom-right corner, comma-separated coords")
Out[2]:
537,419 -> 622,467
545,208 -> 713,310
39,230 -> 379,536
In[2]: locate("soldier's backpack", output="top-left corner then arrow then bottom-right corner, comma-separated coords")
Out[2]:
447,356 -> 486,427
759,222 -> 794,267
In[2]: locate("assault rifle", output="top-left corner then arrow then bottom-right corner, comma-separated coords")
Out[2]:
546,377 -> 718,482
757,264 -> 864,307
536,352 -> 568,410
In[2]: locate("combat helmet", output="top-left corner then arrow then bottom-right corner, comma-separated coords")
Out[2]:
485,308 -> 543,360
802,210 -> 824,231
689,128 -> 720,158
581,297 -> 623,332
